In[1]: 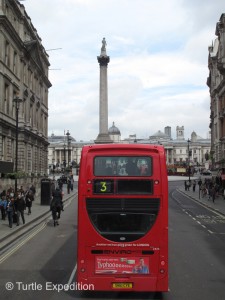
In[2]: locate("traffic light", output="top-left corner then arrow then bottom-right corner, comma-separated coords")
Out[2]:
189,150 -> 192,156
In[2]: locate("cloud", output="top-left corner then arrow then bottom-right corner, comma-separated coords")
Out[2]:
22,0 -> 223,141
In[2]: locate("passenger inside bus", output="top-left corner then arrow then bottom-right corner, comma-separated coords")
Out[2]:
125,158 -> 139,176
94,156 -> 152,176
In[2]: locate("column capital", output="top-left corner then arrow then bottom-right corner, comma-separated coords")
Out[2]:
97,55 -> 110,66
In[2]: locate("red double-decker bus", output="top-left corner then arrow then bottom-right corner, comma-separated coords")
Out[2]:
77,144 -> 168,292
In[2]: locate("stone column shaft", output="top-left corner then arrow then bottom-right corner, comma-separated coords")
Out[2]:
95,39 -> 112,144
99,64 -> 108,134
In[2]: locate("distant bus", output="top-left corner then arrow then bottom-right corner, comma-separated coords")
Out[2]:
77,144 -> 168,292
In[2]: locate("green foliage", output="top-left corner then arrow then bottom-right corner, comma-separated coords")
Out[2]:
5,171 -> 27,179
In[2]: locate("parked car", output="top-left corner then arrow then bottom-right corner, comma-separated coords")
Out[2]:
202,170 -> 212,175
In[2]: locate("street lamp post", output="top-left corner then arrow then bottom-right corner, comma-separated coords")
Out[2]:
63,142 -> 66,170
13,96 -> 23,193
66,130 -> 71,168
187,138 -> 191,182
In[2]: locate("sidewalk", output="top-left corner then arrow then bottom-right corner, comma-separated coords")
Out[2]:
179,185 -> 225,216
0,185 -> 77,251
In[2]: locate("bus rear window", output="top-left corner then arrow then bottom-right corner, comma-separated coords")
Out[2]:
94,156 -> 152,176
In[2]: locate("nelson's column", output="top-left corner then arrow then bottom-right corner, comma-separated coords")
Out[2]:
95,38 -> 113,143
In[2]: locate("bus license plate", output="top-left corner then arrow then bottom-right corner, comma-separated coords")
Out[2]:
112,282 -> 133,289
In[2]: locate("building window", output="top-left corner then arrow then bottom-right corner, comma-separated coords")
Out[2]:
13,51 -> 17,74
12,139 -> 15,163
214,123 -> 218,139
5,41 -> 10,66
23,64 -> 26,83
30,145 -> 33,172
41,113 -> 43,132
4,84 -> 10,114
30,105 -> 33,126
2,136 -> 6,160
30,72 -> 33,90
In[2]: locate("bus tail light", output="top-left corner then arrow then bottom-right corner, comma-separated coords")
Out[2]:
80,259 -> 86,273
154,180 -> 159,185
159,260 -> 166,274
161,260 -> 165,266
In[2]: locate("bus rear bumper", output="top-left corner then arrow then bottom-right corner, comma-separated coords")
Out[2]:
76,276 -> 168,292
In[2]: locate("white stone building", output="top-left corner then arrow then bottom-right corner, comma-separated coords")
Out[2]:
48,125 -> 210,170
208,13 -> 225,170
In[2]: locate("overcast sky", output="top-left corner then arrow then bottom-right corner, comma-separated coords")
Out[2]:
22,0 -> 224,141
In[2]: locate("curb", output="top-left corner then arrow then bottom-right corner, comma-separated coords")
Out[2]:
178,188 -> 225,217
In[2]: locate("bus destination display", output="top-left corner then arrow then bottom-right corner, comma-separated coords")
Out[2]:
93,179 -> 114,194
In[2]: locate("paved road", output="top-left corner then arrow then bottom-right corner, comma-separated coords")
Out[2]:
0,194 -> 78,300
0,179 -> 225,300
166,181 -> 225,300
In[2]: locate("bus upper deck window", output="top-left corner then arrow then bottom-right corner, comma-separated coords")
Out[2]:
94,156 -> 152,177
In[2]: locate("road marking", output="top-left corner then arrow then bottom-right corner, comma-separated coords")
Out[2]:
68,263 -> 77,285
0,222 -> 47,264
0,197 -> 74,265
177,189 -> 225,218
172,190 -> 220,234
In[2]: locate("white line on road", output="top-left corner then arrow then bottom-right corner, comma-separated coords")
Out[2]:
177,189 -> 225,218
0,222 -> 47,264
68,263 -> 77,286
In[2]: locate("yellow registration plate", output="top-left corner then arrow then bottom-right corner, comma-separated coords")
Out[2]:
112,283 -> 133,289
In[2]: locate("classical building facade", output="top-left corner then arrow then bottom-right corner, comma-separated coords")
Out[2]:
48,126 -> 210,171
0,0 -> 51,176
208,13 -> 225,170
134,126 -> 210,167
48,132 -> 94,172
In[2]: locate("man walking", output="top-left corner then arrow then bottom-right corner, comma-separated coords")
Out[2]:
14,192 -> 26,226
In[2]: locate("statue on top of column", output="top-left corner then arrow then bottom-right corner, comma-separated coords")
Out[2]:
101,37 -> 107,56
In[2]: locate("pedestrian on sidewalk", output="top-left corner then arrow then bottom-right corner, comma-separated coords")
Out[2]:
19,185 -> 25,195
6,197 -> 15,228
29,184 -> 36,200
186,180 -> 190,191
193,180 -> 196,192
58,178 -> 63,191
0,195 -> 7,220
14,192 -> 26,226
184,181 -> 187,191
67,178 -> 71,194
208,186 -> 212,201
211,185 -> 216,203
25,190 -> 34,215
7,186 -> 15,198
